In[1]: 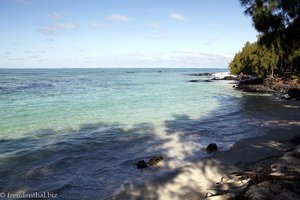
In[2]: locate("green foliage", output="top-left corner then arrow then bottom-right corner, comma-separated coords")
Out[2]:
240,0 -> 300,34
230,41 -> 279,77
232,0 -> 300,76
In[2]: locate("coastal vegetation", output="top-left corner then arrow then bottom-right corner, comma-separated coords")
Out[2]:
230,0 -> 300,77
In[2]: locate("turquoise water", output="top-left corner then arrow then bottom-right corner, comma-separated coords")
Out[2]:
0,68 -> 266,199
0,68 -> 229,138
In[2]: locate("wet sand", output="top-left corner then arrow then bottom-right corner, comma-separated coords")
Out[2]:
113,98 -> 300,200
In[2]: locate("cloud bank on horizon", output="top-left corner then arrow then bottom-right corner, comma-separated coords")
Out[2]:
0,0 -> 258,68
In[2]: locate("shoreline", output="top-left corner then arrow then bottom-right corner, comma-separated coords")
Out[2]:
113,90 -> 300,200
188,72 -> 300,99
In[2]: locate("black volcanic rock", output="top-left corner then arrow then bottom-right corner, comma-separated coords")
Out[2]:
288,88 -> 300,100
206,143 -> 218,153
222,76 -> 239,80
188,73 -> 214,76
211,76 -> 239,81
135,160 -> 148,169
189,79 -> 213,83
203,79 -> 214,82
239,77 -> 264,85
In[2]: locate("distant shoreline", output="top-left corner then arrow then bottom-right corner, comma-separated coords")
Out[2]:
0,67 -> 229,69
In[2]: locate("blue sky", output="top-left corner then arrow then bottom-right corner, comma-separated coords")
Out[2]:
0,0 -> 258,68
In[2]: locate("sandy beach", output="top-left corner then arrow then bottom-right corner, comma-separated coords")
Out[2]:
113,97 -> 300,200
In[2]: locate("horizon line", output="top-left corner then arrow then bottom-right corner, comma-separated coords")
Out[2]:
0,67 -> 229,69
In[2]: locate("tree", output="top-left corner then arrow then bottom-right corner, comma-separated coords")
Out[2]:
230,41 -> 279,77
238,0 -> 300,74
240,0 -> 300,34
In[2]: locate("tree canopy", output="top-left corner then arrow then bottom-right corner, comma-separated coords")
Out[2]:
240,0 -> 300,34
230,0 -> 300,76
230,41 -> 278,77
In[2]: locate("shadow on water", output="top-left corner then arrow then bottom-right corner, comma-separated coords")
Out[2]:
1,94 -> 300,200
0,122 -> 172,200
162,94 -> 271,159
112,95 -> 300,200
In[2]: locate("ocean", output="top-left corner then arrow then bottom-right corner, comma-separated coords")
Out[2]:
0,68 -> 267,199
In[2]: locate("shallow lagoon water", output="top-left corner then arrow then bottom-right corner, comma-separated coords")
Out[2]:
0,68 -> 268,199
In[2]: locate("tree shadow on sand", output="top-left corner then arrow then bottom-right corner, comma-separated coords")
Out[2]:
113,95 -> 300,200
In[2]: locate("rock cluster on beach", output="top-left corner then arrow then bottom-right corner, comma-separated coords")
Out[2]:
188,72 -> 300,100
202,136 -> 300,200
235,76 -> 300,99
188,72 -> 240,83
234,143 -> 300,200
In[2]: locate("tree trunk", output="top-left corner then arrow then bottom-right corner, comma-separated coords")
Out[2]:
271,66 -> 274,78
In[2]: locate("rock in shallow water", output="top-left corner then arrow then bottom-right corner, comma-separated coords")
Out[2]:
135,160 -> 148,169
148,156 -> 164,166
212,76 -> 238,81
189,80 -> 201,82
206,143 -> 218,153
188,73 -> 213,76
135,156 -> 164,169
189,79 -> 213,83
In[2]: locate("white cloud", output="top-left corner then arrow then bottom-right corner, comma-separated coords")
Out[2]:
91,22 -> 102,29
27,55 -> 41,59
38,23 -> 79,34
45,38 -> 55,42
10,57 -> 25,61
48,12 -> 63,20
145,34 -> 167,39
108,14 -> 130,22
100,51 -> 231,68
38,26 -> 55,34
170,12 -> 185,21
2,50 -> 232,68
183,48 -> 194,54
55,23 -> 79,30
149,22 -> 160,29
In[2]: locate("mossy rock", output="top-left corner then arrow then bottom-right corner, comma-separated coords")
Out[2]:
148,156 -> 164,166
